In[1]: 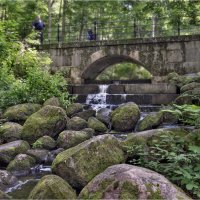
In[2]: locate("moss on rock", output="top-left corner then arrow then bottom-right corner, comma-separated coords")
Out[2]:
21,105 -> 67,144
79,164 -> 190,200
6,154 -> 35,176
66,103 -> 83,117
137,112 -> 163,132
0,122 -> 22,143
32,135 -> 56,150
0,140 -> 30,165
57,130 -> 92,149
52,134 -> 125,190
88,117 -> 108,134
111,102 -> 140,132
3,103 -> 41,122
0,190 -> 12,199
67,117 -> 87,131
43,97 -> 61,107
28,175 -> 77,199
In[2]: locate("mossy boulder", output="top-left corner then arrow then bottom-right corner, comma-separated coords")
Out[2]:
52,134 -> 125,190
32,136 -> 56,150
28,175 -> 77,199
57,130 -> 93,149
6,154 -> 36,176
0,170 -> 18,191
26,149 -> 50,164
88,117 -> 108,134
96,108 -> 111,126
66,103 -> 83,117
82,128 -> 95,136
174,94 -> 193,105
160,110 -> 179,124
0,190 -> 12,199
74,110 -> 96,121
79,164 -> 190,200
137,112 -> 163,132
43,97 -> 61,107
21,105 -> 67,144
121,128 -> 188,158
67,117 -> 87,131
0,140 -> 30,165
3,103 -> 41,122
111,102 -> 140,132
0,122 -> 22,143
180,82 -> 200,93
167,72 -> 189,87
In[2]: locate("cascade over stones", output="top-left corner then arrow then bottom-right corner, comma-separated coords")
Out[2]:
21,105 -> 67,144
52,134 -> 125,189
111,102 -> 140,132
3,103 -> 41,122
28,175 -> 77,199
79,164 -> 191,199
0,140 -> 30,165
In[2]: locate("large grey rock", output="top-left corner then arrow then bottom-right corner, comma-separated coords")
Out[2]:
111,102 -> 140,132
26,149 -> 50,164
3,103 -> 41,122
21,105 -> 67,144
0,122 -> 22,143
0,140 -> 30,165
28,175 -> 77,199
79,164 -> 191,200
67,117 -> 87,131
52,134 -> 125,189
0,170 -> 18,191
57,130 -> 92,149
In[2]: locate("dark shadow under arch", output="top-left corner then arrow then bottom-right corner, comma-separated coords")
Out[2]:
81,55 -> 148,82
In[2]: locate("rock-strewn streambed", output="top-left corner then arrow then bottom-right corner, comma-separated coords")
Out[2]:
0,72 -> 199,199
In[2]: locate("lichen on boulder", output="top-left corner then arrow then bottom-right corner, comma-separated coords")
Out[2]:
3,103 -> 41,122
0,140 -> 30,165
88,117 -> 108,134
67,117 -> 88,131
52,134 -> 125,190
0,122 -> 22,143
28,175 -> 77,199
21,105 -> 67,144
6,154 -> 36,176
111,102 -> 140,132
43,97 -> 61,107
57,130 -> 93,149
79,164 -> 191,200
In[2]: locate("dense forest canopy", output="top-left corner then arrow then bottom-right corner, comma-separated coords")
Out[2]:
0,0 -> 200,42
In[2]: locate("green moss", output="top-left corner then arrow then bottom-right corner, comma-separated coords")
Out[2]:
119,181 -> 138,200
88,117 -> 107,133
32,135 -> 56,150
66,103 -> 83,117
28,175 -> 77,199
145,183 -> 163,200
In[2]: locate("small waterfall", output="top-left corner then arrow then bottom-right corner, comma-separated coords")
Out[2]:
86,85 -> 109,111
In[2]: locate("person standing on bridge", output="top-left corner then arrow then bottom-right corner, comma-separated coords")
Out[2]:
32,15 -> 45,44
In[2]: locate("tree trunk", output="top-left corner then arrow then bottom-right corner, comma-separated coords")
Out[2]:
152,14 -> 158,37
61,0 -> 67,42
48,0 -> 52,43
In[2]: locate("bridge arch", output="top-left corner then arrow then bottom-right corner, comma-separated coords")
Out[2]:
81,54 -> 150,81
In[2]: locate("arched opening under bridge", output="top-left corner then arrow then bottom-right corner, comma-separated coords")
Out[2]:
81,55 -> 152,83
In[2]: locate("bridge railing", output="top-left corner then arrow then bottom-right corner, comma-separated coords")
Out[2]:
22,15 -> 200,44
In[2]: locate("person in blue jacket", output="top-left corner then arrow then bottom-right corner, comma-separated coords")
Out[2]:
87,29 -> 95,41
32,15 -> 45,44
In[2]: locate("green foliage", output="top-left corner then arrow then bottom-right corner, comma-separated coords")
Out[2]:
0,21 -> 72,110
32,140 -> 43,149
97,63 -> 152,81
126,131 -> 200,198
161,104 -> 200,128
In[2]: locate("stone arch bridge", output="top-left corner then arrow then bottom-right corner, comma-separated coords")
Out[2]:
41,35 -> 200,84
